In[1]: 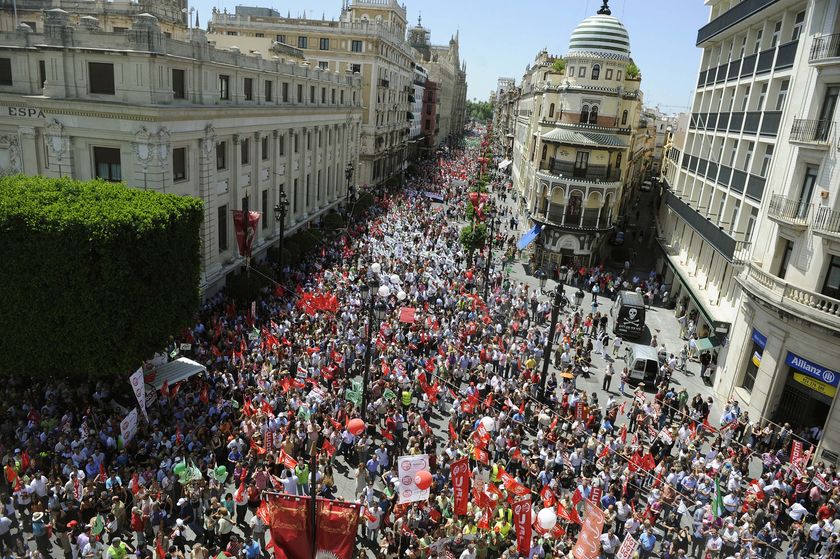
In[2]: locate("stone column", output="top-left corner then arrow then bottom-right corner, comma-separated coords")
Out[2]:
17,126 -> 39,175
199,124 -> 220,286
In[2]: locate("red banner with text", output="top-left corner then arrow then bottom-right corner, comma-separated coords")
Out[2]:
573,500 -> 605,559
513,497 -> 532,558
267,494 -> 311,559
315,498 -> 360,559
232,210 -> 261,258
450,457 -> 471,517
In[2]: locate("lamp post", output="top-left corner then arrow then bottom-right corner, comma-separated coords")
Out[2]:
482,212 -> 495,302
274,189 -> 289,280
344,162 -> 354,206
359,272 -> 389,420
539,265 -> 568,401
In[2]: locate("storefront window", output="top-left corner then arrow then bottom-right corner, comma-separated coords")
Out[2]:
741,329 -> 766,393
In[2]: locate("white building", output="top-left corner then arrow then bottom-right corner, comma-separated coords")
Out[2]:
409,64 -> 427,149
0,8 -> 362,295
716,0 -> 840,464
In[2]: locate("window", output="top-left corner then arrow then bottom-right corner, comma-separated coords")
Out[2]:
172,68 -> 185,99
172,147 -> 187,181
318,61 -> 328,70
798,166 -> 818,216
745,207 -> 758,240
589,105 -> 598,124
568,66 -> 575,76
548,103 -> 555,118
340,90 -> 344,104
226,31 -> 238,36
93,147 -> 121,181
297,84 -> 303,102
264,80 -> 273,102
775,79 -> 789,110
321,87 -> 326,103
282,82 -> 289,102
22,21 -> 36,32
310,85 -> 315,103
621,110 -> 628,126
578,66 -> 586,78
741,338 -> 763,393
591,64 -> 600,80
38,60 -> 45,89
255,33 -> 264,38
243,77 -> 253,101
88,62 -> 115,94
261,136 -> 269,161
756,82 -> 768,110
217,205 -> 228,252
0,58 -> 12,86
739,37 -> 747,59
615,153 -> 622,169
331,88 -> 335,104
113,27 -> 127,33
306,132 -> 311,150
351,63 -> 361,74
261,189 -> 269,230
351,40 -> 362,53
744,141 -> 754,171
776,238 -> 793,279
319,38 -> 329,50
216,141 -> 226,170
297,36 -> 308,49
821,255 -> 840,300
753,29 -> 762,54
760,145 -> 773,177
791,11 -> 805,41
769,20 -> 787,49
541,144 -> 547,160
616,70 -> 622,81
294,133 -> 299,153
278,134 -> 285,156
741,85 -> 750,111
240,138 -> 250,165
292,179 -> 299,213
605,69 -> 613,80
729,140 -> 738,165
276,34 -> 286,44
580,104 -> 590,123
219,75 -> 230,100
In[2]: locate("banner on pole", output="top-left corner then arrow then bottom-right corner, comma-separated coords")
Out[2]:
616,533 -> 638,559
397,454 -> 430,504
129,368 -> 148,422
450,458 -> 471,517
315,499 -> 360,559
267,494 -> 311,559
120,408 -> 138,443
512,497 -> 532,558
573,500 -> 605,559
233,210 -> 261,258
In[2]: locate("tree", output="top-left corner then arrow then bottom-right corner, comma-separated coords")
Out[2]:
460,223 -> 488,255
626,62 -> 641,79
551,58 -> 566,74
0,176 -> 203,379
467,100 -> 494,123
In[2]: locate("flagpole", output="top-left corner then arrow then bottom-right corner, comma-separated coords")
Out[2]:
310,445 -> 317,559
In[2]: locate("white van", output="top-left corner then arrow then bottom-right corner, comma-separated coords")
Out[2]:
624,343 -> 660,383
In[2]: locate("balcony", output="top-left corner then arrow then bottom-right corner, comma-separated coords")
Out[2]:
775,40 -> 798,69
809,34 -> 840,65
533,207 -> 613,231
768,194 -> 810,229
697,0 -> 780,45
741,262 -> 840,331
790,119 -> 834,146
542,159 -> 622,183
813,206 -> 840,238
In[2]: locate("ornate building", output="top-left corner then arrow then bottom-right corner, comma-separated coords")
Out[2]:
511,0 -> 643,268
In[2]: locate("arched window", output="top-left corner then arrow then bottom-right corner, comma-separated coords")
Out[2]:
541,144 -> 548,160
615,153 -> 622,168
579,104 -> 590,123
589,105 -> 599,124
622,110 -> 628,125
548,103 -> 555,118
592,64 -> 601,80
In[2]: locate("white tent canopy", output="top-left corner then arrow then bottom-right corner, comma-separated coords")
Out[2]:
498,159 -> 512,170
145,357 -> 206,389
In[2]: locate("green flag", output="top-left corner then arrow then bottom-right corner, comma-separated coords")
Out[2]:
712,475 -> 723,518
351,380 -> 363,393
383,389 -> 397,401
345,390 -> 362,406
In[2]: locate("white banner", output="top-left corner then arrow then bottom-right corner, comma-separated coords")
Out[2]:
120,408 -> 139,443
616,533 -> 638,559
397,454 -> 430,504
129,368 -> 148,422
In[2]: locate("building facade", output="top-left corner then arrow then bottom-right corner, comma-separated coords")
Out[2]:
421,80 -> 440,151
407,63 -> 427,161
0,8 -> 362,295
493,77 -> 518,161
715,0 -> 840,464
510,1 -> 643,268
655,0 -> 808,349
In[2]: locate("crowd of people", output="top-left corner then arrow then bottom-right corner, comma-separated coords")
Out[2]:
0,130 -> 837,559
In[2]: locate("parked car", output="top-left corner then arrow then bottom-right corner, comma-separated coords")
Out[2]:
640,180 -> 653,192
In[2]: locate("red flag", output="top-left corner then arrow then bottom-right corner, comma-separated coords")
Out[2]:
419,418 -> 432,434
321,439 -> 336,457
199,384 -> 209,404
381,428 -> 394,441
256,500 -> 272,526
449,422 -> 458,441
540,485 -> 556,507
160,381 -> 170,398
519,399 -> 526,416
558,504 -> 582,525
155,534 -> 165,559
619,424 -> 628,444
450,458 -> 471,517
250,439 -> 266,455
242,399 -> 254,417
267,494 -> 312,559
572,487 -> 583,505
573,501 -> 605,559
235,480 -> 246,503
512,497 -> 532,558
549,416 -> 559,431
277,450 -> 298,469
598,445 -> 610,459
169,383 -> 180,398
473,446 -> 490,464
315,499 -> 361,559
98,462 -> 106,482
484,393 -> 493,409
261,400 -> 274,417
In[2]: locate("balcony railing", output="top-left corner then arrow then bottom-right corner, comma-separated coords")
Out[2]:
809,34 -> 840,64
696,0 -> 779,45
742,262 -> 840,329
790,119 -> 834,144
813,206 -> 840,237
768,194 -> 810,227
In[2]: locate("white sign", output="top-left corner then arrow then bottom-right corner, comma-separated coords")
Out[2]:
616,533 -> 638,559
120,408 -> 139,443
129,368 -> 148,422
658,428 -> 674,445
397,454 -> 430,504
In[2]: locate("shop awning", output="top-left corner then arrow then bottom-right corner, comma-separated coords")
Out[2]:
498,159 -> 512,170
144,357 -> 206,389
517,224 -> 542,250
696,337 -> 721,352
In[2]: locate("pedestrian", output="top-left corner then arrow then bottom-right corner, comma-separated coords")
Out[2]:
612,335 -> 622,357
603,362 -> 614,392
619,367 -> 629,395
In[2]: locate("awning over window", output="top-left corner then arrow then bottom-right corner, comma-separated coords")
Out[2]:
696,337 -> 721,352
144,357 -> 206,389
498,159 -> 512,170
517,224 -> 542,250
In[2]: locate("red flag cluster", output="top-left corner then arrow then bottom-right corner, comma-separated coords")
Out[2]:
266,494 -> 361,559
297,291 -> 340,315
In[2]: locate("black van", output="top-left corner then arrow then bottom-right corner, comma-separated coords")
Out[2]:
611,290 -> 646,339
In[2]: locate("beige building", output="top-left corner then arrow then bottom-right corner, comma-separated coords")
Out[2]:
493,77 -> 519,161
713,0 -> 840,464
510,1 -> 643,268
0,6 -> 362,295
208,0 -> 416,190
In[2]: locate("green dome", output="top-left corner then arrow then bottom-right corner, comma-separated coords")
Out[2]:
568,14 -> 631,58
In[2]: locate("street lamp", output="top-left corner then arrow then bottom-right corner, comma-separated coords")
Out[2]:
482,212 -> 496,302
274,189 -> 289,279
360,273 -> 389,420
539,265 -> 569,401
344,162 -> 354,205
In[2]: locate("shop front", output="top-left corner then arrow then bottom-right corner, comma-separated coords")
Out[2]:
773,351 -> 837,439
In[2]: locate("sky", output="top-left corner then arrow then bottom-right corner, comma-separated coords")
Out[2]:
193,0 -> 711,114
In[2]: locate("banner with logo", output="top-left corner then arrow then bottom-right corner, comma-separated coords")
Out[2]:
397,454 -> 430,504
512,496 -> 532,558
616,533 -> 638,559
573,500 -> 605,559
790,440 -> 803,465
450,458 -> 471,517
120,408 -> 138,443
315,498 -> 360,559
129,368 -> 148,422
268,494 -> 311,559
232,210 -> 261,258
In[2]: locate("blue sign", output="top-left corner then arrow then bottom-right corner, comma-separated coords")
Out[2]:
751,329 -> 767,349
786,352 -> 838,387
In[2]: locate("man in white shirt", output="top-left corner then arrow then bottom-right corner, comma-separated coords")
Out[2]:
600,529 -> 621,559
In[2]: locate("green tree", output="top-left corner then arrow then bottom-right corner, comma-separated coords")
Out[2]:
467,100 -> 494,123
551,58 -> 566,74
460,223 -> 488,256
626,62 -> 641,79
0,176 -> 203,379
